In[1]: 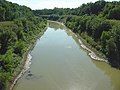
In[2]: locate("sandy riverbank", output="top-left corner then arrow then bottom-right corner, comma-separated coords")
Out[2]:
68,27 -> 108,63
78,39 -> 108,63
10,54 -> 32,90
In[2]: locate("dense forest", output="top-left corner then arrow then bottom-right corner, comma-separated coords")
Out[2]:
0,0 -> 46,90
33,0 -> 120,69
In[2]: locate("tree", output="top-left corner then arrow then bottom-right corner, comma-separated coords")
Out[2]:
13,40 -> 26,56
100,31 -> 110,54
94,20 -> 111,40
0,29 -> 16,54
0,7 -> 6,21
108,6 -> 120,20
107,38 -> 120,68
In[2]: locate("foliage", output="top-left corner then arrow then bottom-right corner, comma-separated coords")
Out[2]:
0,0 -> 34,21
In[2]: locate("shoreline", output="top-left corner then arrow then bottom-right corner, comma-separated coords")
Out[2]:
68,28 -> 108,63
9,24 -> 48,90
9,41 -> 37,90
78,38 -> 108,63
10,53 -> 32,90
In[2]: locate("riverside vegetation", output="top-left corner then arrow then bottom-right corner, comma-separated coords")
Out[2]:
0,0 -> 46,89
33,0 -> 120,69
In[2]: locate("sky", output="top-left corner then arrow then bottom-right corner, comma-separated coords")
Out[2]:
7,0 -> 119,10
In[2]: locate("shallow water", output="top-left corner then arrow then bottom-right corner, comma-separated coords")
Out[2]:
14,21 -> 120,90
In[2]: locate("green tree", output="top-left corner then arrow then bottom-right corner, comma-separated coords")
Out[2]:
13,40 -> 26,56
108,6 -> 120,20
0,7 -> 6,21
107,38 -> 120,67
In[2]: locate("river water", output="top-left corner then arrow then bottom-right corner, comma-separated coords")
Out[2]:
14,21 -> 120,90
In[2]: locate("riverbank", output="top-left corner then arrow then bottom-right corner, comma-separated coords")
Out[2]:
10,53 -> 32,90
68,29 -> 108,63
9,24 -> 48,90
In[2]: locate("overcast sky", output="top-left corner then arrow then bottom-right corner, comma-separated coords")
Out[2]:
7,0 -> 119,10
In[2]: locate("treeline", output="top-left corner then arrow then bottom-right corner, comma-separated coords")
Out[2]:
33,0 -> 120,20
0,0 -> 46,90
33,0 -> 120,69
33,8 -> 71,16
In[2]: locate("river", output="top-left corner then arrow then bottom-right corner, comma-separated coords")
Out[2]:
13,21 -> 120,90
